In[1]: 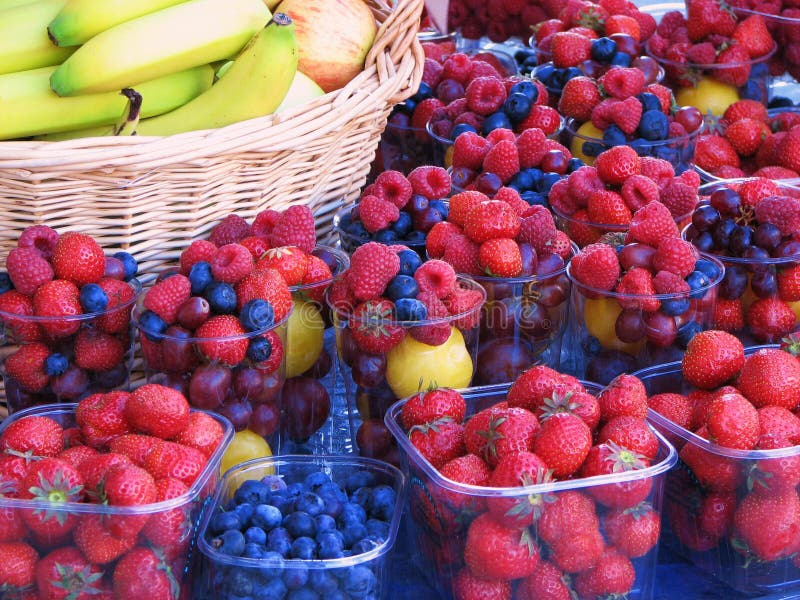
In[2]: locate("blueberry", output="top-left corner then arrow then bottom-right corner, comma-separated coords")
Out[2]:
769,96 -> 795,108
397,249 -> 422,276
316,513 -> 336,534
252,504 -> 282,531
239,299 -> 275,332
341,522 -> 368,548
429,199 -> 449,220
257,550 -> 285,579
227,567 -> 253,596
660,297 -> 690,316
449,123 -> 478,141
284,511 -> 317,538
369,485 -> 396,521
502,92 -> 532,123
137,309 -> 167,342
520,191 -> 547,206
637,92 -> 662,114
189,261 -> 214,295
309,570 -> 339,595
481,111 -> 513,135
254,578 -> 287,600
283,565 -> 310,591
396,98 -> 416,115
394,297 -> 427,322
272,493 -> 296,516
344,221 -> 370,244
351,536 -> 382,556
404,230 -> 427,245
591,36 -> 617,62
267,527 -> 292,557
234,480 -> 270,505
247,336 -> 273,363
243,542 -> 264,558
411,81 -> 434,102
391,212 -> 412,238
234,502 -> 255,527
534,63 -> 556,86
214,529 -> 246,556
0,272 -> 11,294
694,258 -> 721,281
205,281 -> 238,314
295,492 -> 325,517
365,518 -> 389,542
79,283 -> 109,313
582,335 -> 602,356
262,475 -> 288,493
374,229 -> 398,243
741,78 -> 766,103
602,124 -> 627,147
509,80 -> 539,103
286,482 -> 306,499
351,487 -> 372,511
638,109 -> 669,141
566,157 -> 584,173
338,502 -> 367,525
563,66 -> 583,83
287,590 -> 320,600
677,320 -> 703,348
581,140 -> 605,158
385,275 -> 418,301
304,472 -> 330,490
290,536 -> 317,559
344,471 -> 376,493
610,51 -> 631,67
211,510 -> 242,535
509,170 -> 534,191
44,353 -> 69,377
538,172 -> 562,194
113,251 -> 138,281
342,565 -> 377,599
317,531 -> 345,559
245,526 -> 267,546
686,270 -> 711,299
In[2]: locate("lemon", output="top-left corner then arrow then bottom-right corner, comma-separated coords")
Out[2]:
583,296 -> 644,355
675,78 -> 739,117
788,300 -> 800,325
570,121 -> 605,166
285,297 -> 325,378
385,326 -> 473,398
221,429 -> 273,475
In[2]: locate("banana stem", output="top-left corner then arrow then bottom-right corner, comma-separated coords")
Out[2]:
113,88 -> 142,135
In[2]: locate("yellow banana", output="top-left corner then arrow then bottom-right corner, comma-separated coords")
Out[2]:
0,0 -> 39,9
50,0 -> 270,96
1,65 -> 213,140
134,13 -> 297,136
0,0 -> 74,76
48,0 -> 188,47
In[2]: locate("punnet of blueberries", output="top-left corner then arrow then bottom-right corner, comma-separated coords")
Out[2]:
202,466 -> 399,600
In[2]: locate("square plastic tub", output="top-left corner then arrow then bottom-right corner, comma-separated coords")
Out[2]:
384,382 -> 678,600
196,455 -> 406,600
634,350 -> 800,596
0,402 -> 233,599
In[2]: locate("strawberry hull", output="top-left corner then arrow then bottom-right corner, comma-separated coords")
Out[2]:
635,350 -> 800,596
0,403 -> 233,599
385,382 -> 678,600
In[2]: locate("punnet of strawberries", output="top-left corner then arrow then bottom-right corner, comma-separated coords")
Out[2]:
641,330 -> 800,572
0,383 -> 230,599
387,365 -> 673,600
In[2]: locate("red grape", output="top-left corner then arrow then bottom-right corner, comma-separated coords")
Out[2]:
352,352 -> 387,388
631,55 -> 661,85
519,243 -> 538,277
356,419 -> 393,458
673,105 -> 703,134
541,149 -> 568,175
103,257 -> 126,281
188,364 -> 231,410
619,243 -> 656,271
218,399 -> 253,432
283,376 -> 330,442
644,311 -> 678,347
303,347 -> 332,379
162,326 -> 198,373
177,296 -> 211,330
615,309 -> 647,343
475,337 -> 536,385
249,403 -> 280,438
51,365 -> 89,400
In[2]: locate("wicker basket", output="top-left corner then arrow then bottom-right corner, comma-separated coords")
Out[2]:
0,0 -> 424,279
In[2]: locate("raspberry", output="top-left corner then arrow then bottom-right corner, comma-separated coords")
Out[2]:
51,232 -> 105,286
195,315 -> 248,366
360,195 -> 399,233
595,145 -> 641,186
179,240 -> 217,275
591,98 -> 619,130
5,343 -> 50,392
445,97 -> 468,120
209,214 -> 251,247
421,41 -> 448,62
644,83 -> 674,114
442,53 -> 474,85
422,57 -> 444,88
674,169 -> 701,189
143,274 -> 191,324
628,201 -> 680,247
270,205 -> 316,254
564,208 -> 601,247
516,127 -> 548,169
598,67 -> 646,100
516,105 -> 562,136
621,174 -> 659,212
6,247 -> 54,296
0,290 -> 41,342
411,97 -> 446,131
653,270 -> 690,294
209,243 -> 254,284
452,131 -> 492,170
615,268 -> 659,311
686,42 -> 716,65
652,238 -> 697,278
251,209 -> 281,239
373,170 -> 413,209
485,128 -> 516,145
609,97 -> 643,136
493,186 -> 529,216
570,243 -> 621,291
668,121 -> 688,140
468,60 -> 503,81
659,181 -> 697,217
18,225 -> 58,260
639,157 -> 675,186
408,166 -> 451,200
239,236 -> 270,259
632,11 -> 656,40
752,166 -> 800,179
482,140 -> 520,184
519,206 -> 558,254
465,76 -> 507,116
448,191 -> 488,228
443,233 -> 482,275
454,111 -> 485,132
443,286 -> 484,330
415,259 -> 458,299
346,242 -> 400,301
739,177 -> 780,207
548,178 -> 578,215
411,291 -> 451,345
325,277 -> 355,314
426,222 -> 463,259
587,190 -> 632,226
567,166 -> 605,206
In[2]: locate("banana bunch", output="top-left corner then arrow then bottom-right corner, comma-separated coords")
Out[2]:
0,0 -> 303,140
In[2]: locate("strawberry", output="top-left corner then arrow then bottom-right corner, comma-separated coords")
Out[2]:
32,279 -> 82,338
464,200 -> 521,243
125,384 -> 190,440
102,463 -> 157,538
682,329 -> 745,390
648,393 -> 692,431
725,118 -> 770,157
687,0 -> 736,41
737,348 -> 800,410
733,490 -> 800,562
141,478 -> 191,556
453,568 -> 511,600
614,268 -> 659,311
143,275 -> 191,324
777,128 -> 800,173
20,458 -> 84,544
705,391 -> 759,449
754,193 -> 800,237
74,328 -> 125,372
72,514 -> 135,565
479,238 -> 522,277
448,191 -> 488,229
174,411 -> 224,458
345,242 -> 400,302
569,242 -> 621,291
51,232 -> 105,286
0,542 -> 38,590
697,491 -> 736,538
349,299 -> 405,354
757,406 -> 800,447
551,31 -> 592,67
464,512 -> 540,580
599,415 -> 659,460
628,200 -> 680,247
595,145 -> 641,186
549,526 -> 605,574
94,277 -> 136,334
507,365 -> 583,414
538,490 -> 599,545
299,254 -> 333,303
733,14 -> 774,58
602,502 -> 661,558
746,297 -> 796,342
579,441 -> 652,508
77,453 -> 132,499
518,560 -> 574,600
112,547 -> 181,600
534,412 -> 591,478
481,139 -> 520,184
464,406 -> 539,467
486,451 -> 552,528
679,427 -> 743,491
408,416 -> 465,469
425,222 -> 462,259
143,441 -> 206,487
0,290 -> 42,342
778,264 -> 800,302
268,205 -> 316,254
587,190 -> 632,225
6,247 -> 54,296
57,445 -> 97,469
4,342 -> 50,392
597,374 -> 648,422
573,548 -> 635,598
557,76 -> 601,121
194,315 -> 248,365
108,434 -> 160,467
694,134 -> 741,173
724,99 -> 769,125
75,391 -> 131,449
606,14 -> 641,39
400,388 -> 466,430
34,546 -> 104,600
0,414 -> 63,458
539,388 -> 601,431
235,267 -> 292,320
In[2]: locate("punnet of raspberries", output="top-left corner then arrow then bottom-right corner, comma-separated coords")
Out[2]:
447,0 -> 552,42
645,332 -> 800,565
0,226 -> 140,410
392,365 -> 667,600
0,384 -> 228,599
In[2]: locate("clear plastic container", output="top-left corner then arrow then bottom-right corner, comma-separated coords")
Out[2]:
0,402 -> 233,599
384,382 -> 678,600
196,455 -> 405,600
633,351 -> 800,596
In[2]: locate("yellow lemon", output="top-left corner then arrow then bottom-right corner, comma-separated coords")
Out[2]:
386,327 -> 473,398
221,429 -> 273,475
675,78 -> 739,117
583,296 -> 644,355
570,121 -> 605,166
788,300 -> 800,324
285,297 -> 325,378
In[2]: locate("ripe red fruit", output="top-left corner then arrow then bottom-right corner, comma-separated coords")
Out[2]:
400,388 -> 466,430
534,413 -> 592,478
464,512 -> 540,580
51,232 -> 105,286
682,330 -> 745,390
194,315 -> 249,366
125,384 -> 190,439
0,415 -> 63,458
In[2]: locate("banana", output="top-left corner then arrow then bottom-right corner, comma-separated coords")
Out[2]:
0,0 -> 40,9
112,89 -> 143,136
49,0 -> 270,96
48,0 -> 189,47
0,0 -> 74,76
134,13 -> 297,136
1,65 -> 214,140
276,70 -> 324,113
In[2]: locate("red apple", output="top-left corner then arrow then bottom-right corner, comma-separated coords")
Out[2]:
275,0 -> 377,93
